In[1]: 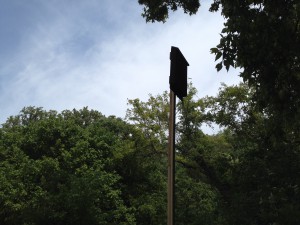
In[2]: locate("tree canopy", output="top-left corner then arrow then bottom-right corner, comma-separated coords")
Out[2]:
0,1 -> 299,223
138,0 -> 300,128
1,80 -> 300,224
136,3 -> 300,222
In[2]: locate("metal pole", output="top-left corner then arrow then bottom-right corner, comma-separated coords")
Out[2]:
168,89 -> 176,225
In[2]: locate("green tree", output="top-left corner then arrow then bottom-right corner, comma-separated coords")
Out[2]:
138,0 -> 200,22
127,81 -> 300,224
137,1 -> 300,224
0,107 -> 136,225
138,0 -> 300,112
205,84 -> 300,224
1,106 -> 173,225
125,93 -> 169,225
138,0 -> 300,139
126,85 -> 228,224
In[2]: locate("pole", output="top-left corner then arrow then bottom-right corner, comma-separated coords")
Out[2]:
168,89 -> 176,225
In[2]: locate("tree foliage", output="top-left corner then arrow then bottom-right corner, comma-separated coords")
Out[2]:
138,0 -> 300,129
0,106 -> 171,225
0,107 -> 136,225
136,1 -> 300,223
1,1 -> 300,224
138,0 -> 200,22
126,82 -> 300,224
1,79 -> 300,224
209,1 -> 300,133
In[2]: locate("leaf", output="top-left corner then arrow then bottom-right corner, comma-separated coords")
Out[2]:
225,63 -> 230,71
210,47 -> 218,54
216,62 -> 223,72
221,27 -> 228,33
215,51 -> 222,61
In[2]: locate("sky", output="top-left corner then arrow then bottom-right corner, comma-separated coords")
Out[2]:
0,0 -> 242,125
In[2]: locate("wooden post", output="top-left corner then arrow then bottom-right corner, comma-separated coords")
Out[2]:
169,46 -> 188,225
168,89 -> 176,225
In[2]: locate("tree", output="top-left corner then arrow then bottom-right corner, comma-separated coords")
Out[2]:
1,80 -> 299,224
138,0 -> 200,22
0,107 -> 136,225
205,83 -> 300,224
209,1 -> 300,149
137,1 -> 300,224
138,0 -> 300,127
127,80 -> 300,224
126,84 -> 230,224
0,106 -> 172,225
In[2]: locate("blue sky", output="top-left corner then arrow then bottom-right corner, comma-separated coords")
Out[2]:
0,0 -> 241,125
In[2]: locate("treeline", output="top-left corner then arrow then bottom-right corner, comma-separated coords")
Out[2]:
0,83 -> 299,224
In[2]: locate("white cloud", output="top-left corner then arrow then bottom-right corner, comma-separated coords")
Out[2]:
0,1 -> 241,124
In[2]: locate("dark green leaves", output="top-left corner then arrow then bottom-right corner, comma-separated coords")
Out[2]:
211,1 -> 300,123
138,0 -> 200,22
216,62 -> 223,72
0,108 -> 136,225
